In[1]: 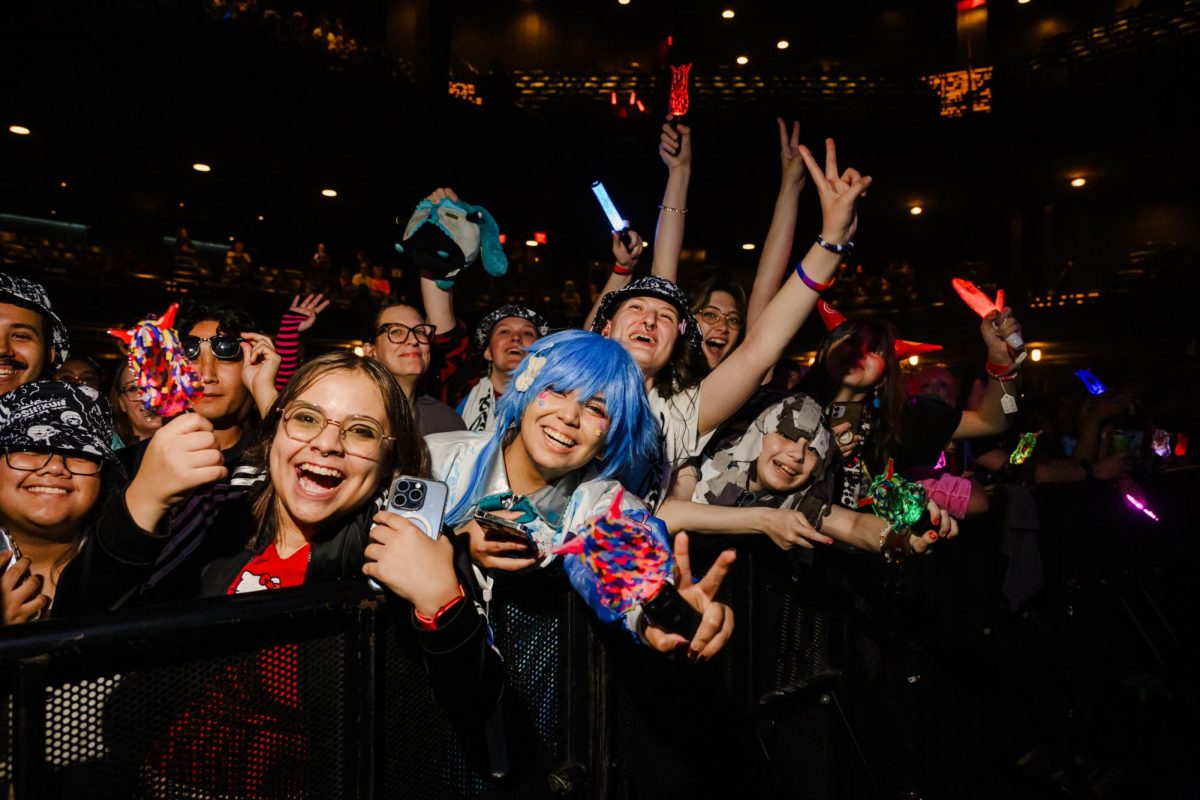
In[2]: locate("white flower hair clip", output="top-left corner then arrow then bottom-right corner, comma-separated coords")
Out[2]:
515,354 -> 547,392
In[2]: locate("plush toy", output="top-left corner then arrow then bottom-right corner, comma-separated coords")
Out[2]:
108,303 -> 203,417
395,195 -> 507,290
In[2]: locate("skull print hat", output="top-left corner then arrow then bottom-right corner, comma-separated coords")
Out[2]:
0,380 -> 118,464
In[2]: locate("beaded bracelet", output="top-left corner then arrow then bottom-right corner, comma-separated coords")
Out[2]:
816,234 -> 855,255
658,205 -> 688,214
795,261 -> 835,292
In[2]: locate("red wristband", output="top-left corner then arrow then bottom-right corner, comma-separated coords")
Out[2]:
986,359 -> 1020,381
612,262 -> 634,275
413,584 -> 466,630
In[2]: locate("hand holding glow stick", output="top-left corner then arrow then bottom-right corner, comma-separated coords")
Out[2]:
952,278 -> 1025,351
591,181 -> 632,249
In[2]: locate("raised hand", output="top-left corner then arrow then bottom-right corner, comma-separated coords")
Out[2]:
798,137 -> 872,246
1,558 -> 49,625
363,511 -> 462,616
777,118 -> 807,192
287,293 -> 331,334
659,118 -> 693,171
979,307 -> 1023,365
240,332 -> 281,416
425,186 -> 460,204
642,532 -> 736,660
125,413 -> 227,531
612,229 -> 644,269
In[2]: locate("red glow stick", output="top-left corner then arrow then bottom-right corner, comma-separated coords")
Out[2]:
951,278 -> 1024,351
666,64 -> 692,157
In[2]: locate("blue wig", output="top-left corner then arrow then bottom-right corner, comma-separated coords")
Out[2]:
445,330 -> 658,526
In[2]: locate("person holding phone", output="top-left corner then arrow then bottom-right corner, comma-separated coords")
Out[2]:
55,351 -> 504,796
426,330 -> 736,657
0,380 -> 121,625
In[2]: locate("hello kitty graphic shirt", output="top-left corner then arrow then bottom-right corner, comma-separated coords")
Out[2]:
227,543 -> 311,595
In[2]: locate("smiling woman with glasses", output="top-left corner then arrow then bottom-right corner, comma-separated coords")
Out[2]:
0,380 -> 121,626
56,351 -> 505,795
109,364 -> 163,446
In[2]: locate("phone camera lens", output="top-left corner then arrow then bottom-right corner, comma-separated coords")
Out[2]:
396,480 -> 411,493
410,488 -> 424,503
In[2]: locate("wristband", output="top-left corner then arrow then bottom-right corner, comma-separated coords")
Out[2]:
795,261 -> 835,293
413,584 -> 466,630
816,234 -> 855,255
986,359 -> 1021,381
612,262 -> 634,276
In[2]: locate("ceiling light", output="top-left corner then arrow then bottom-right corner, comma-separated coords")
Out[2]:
525,239 -> 539,247
618,0 -> 631,5
722,9 -> 735,19
8,125 -> 31,136
179,201 -> 185,208
1030,347 -> 1043,362
321,188 -> 338,197
1018,0 -> 1031,4
59,181 -> 68,188
736,55 -> 749,65
910,205 -> 923,215
192,163 -> 211,173
908,355 -> 920,366
776,40 -> 789,50
1070,177 -> 1086,188
353,346 -> 365,357
741,242 -> 755,250
257,215 -> 264,221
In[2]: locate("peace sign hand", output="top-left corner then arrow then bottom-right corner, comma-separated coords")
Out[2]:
799,137 -> 872,246
777,118 -> 807,192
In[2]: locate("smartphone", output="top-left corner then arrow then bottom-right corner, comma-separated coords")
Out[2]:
829,401 -> 864,433
642,582 -> 702,640
474,511 -> 532,539
388,476 -> 448,541
0,528 -> 19,575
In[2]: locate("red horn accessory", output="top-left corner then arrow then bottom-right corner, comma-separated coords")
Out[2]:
818,300 -> 847,331
894,340 -> 943,359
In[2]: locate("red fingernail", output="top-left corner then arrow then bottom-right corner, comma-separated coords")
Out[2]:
687,648 -> 699,661
931,516 -> 940,525
927,531 -> 939,541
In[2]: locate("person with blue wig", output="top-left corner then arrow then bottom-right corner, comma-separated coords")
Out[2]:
426,329 -> 736,657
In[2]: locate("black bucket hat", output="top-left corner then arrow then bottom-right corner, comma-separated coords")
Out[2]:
474,305 -> 550,350
0,272 -> 71,367
0,380 -> 117,463
589,276 -> 703,350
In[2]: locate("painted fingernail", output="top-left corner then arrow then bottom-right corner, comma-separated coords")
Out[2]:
927,531 -> 939,541
696,654 -> 709,664
687,648 -> 700,661
931,515 -> 940,525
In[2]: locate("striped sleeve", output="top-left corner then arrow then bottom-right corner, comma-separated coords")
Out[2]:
274,311 -> 307,391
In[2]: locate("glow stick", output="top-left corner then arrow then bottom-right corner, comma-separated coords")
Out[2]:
1124,494 -> 1160,522
590,181 -> 627,233
951,278 -> 1025,351
1073,368 -> 1108,396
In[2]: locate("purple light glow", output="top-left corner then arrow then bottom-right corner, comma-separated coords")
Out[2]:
1124,494 -> 1160,522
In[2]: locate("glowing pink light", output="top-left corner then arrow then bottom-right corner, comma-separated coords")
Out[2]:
1124,494 -> 1160,522
934,450 -> 947,470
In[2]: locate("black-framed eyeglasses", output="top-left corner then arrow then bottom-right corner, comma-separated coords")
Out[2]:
281,405 -> 396,458
181,335 -> 245,361
5,451 -> 103,476
374,323 -> 436,346
695,307 -> 744,331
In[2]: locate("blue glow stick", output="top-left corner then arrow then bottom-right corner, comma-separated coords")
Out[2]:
591,181 -> 628,233
1073,368 -> 1108,396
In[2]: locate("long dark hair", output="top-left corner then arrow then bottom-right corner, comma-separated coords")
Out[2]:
800,317 -> 906,473
242,351 -> 425,547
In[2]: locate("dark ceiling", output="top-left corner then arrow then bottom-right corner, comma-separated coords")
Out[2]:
2,0 -> 1198,302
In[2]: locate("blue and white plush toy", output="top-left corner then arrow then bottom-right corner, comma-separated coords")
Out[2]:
395,196 -> 507,289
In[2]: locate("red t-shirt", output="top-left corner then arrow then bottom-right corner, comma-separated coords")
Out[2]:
227,543 -> 310,594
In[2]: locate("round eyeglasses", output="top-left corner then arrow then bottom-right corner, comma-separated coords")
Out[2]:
181,335 -> 245,361
695,307 -> 744,331
375,323 -> 436,346
281,406 -> 395,457
5,451 -> 103,476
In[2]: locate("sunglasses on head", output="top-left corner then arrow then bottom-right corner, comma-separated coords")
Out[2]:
181,334 -> 245,361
